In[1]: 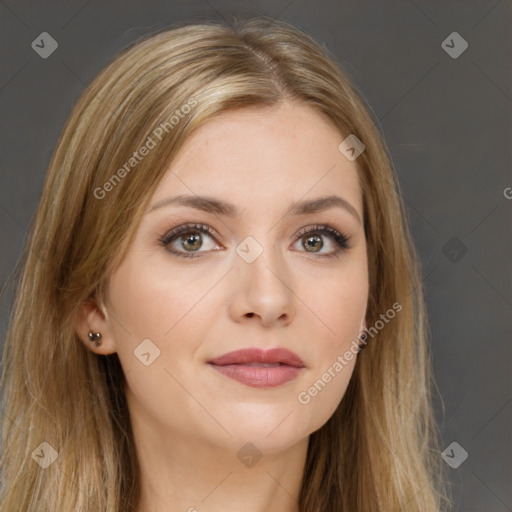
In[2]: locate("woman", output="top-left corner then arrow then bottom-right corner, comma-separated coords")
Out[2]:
0,16 -> 449,512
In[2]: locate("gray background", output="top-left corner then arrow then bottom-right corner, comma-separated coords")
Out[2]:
1,1 -> 511,510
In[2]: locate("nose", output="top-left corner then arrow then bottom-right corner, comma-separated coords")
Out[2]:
228,244 -> 296,328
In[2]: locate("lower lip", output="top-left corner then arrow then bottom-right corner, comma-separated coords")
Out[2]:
208,363 -> 304,388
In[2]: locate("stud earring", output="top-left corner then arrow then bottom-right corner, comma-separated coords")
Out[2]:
357,325 -> 368,352
88,331 -> 102,347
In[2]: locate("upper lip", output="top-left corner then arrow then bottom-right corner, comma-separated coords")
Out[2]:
207,348 -> 305,368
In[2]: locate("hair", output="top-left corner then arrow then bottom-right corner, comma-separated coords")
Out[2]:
0,15 -> 449,512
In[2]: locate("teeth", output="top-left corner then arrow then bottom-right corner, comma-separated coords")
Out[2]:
243,362 -> 282,367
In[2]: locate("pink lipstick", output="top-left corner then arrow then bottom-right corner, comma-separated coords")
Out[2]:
207,347 -> 305,388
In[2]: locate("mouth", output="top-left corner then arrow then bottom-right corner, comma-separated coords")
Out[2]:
207,347 -> 305,388
234,362 -> 283,367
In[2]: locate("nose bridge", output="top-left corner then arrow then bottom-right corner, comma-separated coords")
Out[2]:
230,231 -> 295,323
239,232 -> 288,291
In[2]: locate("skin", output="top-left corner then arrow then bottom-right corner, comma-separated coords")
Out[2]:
76,100 -> 369,512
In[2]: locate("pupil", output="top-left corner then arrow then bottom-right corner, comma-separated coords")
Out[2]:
182,232 -> 202,251
304,234 -> 322,252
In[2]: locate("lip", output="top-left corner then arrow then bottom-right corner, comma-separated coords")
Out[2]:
207,348 -> 305,388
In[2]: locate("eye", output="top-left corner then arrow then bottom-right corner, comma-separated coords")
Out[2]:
158,222 -> 351,260
158,223 -> 221,259
292,224 -> 351,259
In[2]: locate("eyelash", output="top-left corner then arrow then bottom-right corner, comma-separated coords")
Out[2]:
157,222 -> 351,260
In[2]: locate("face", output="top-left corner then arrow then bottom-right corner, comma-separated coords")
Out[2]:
80,100 -> 369,455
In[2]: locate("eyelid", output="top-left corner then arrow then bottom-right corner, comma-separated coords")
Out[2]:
159,223 -> 219,243
295,223 -> 348,241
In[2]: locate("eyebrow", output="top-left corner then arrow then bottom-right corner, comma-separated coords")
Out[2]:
146,194 -> 362,225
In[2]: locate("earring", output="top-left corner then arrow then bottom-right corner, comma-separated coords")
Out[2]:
357,330 -> 368,352
88,331 -> 102,347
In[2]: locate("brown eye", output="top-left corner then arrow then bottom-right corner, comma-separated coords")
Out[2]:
158,223 -> 220,259
293,224 -> 351,260
180,231 -> 203,251
302,234 -> 323,252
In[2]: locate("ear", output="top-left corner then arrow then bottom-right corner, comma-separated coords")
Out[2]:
74,296 -> 117,355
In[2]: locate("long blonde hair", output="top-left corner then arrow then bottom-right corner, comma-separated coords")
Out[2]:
0,16 -> 449,511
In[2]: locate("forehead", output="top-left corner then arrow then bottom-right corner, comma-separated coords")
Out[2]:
151,101 -> 363,218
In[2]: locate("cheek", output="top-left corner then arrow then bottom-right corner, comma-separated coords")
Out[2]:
304,264 -> 368,344
108,256 -> 206,340
295,260 -> 366,419
107,257 -> 223,382
106,261 -> 218,417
